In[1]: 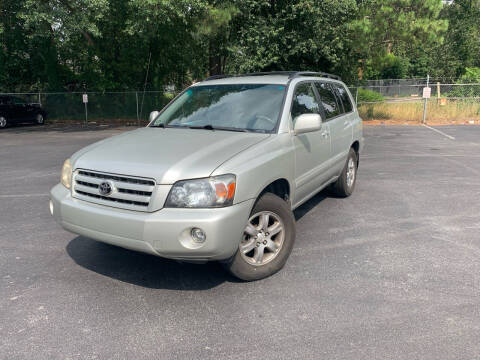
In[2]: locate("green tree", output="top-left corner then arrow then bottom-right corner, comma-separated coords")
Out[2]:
226,0 -> 358,81
349,0 -> 448,79
436,0 -> 480,78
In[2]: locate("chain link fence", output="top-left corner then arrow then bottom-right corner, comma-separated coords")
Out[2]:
349,83 -> 480,124
0,91 -> 175,126
2,83 -> 480,127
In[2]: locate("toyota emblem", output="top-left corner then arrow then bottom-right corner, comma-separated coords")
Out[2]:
98,181 -> 113,196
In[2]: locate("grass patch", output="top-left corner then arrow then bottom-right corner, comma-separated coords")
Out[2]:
358,100 -> 480,123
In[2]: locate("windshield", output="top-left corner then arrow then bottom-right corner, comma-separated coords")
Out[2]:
150,84 -> 286,132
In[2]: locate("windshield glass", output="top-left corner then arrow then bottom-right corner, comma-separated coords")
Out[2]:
150,84 -> 286,132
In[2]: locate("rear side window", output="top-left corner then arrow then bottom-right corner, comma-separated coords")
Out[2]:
291,83 -> 320,122
334,84 -> 353,113
314,82 -> 341,119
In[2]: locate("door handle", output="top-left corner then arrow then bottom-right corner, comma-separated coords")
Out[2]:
321,130 -> 329,138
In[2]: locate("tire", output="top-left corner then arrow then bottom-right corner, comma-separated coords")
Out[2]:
0,116 -> 7,129
36,113 -> 45,125
223,193 -> 296,281
331,148 -> 358,197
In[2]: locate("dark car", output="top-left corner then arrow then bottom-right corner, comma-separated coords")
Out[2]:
0,95 -> 47,128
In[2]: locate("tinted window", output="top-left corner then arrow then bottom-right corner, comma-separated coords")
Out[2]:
151,84 -> 286,132
334,84 -> 353,113
290,83 -> 320,122
0,97 -> 13,105
314,82 -> 341,119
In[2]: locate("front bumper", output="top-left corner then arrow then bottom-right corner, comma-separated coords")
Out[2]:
50,184 -> 254,261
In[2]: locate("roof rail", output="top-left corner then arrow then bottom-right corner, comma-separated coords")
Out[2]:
204,71 -> 341,82
289,71 -> 341,80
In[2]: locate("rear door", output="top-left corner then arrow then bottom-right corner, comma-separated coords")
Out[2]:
314,82 -> 353,175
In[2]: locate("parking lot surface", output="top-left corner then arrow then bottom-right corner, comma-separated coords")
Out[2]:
1,124 -> 479,359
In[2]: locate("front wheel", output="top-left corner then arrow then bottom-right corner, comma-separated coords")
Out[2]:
331,148 -> 358,197
223,193 -> 296,281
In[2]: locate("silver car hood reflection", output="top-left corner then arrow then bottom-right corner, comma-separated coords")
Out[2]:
72,127 -> 270,184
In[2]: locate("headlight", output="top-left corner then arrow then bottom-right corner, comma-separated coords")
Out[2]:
165,174 -> 236,208
61,158 -> 72,189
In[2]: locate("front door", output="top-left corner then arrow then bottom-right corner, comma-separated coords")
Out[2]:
11,97 -> 28,122
291,82 -> 331,207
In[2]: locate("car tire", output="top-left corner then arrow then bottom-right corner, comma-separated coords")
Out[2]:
0,116 -> 7,129
331,148 -> 358,198
36,114 -> 45,125
222,193 -> 296,281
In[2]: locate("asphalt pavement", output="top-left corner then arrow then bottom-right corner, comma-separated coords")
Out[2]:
1,124 -> 479,359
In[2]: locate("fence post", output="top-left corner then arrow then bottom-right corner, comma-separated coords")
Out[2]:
83,93 -> 88,126
422,75 -> 430,124
355,87 -> 359,105
437,82 -> 441,100
38,92 -> 41,106
136,92 -> 139,126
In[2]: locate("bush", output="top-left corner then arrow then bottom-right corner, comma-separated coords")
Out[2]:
459,67 -> 480,83
357,88 -> 385,103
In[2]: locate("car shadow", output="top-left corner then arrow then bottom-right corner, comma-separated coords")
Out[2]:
66,236 -> 239,290
66,189 -> 330,290
293,189 -> 329,221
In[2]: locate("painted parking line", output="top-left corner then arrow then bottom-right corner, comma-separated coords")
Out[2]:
422,124 -> 455,140
0,193 -> 49,198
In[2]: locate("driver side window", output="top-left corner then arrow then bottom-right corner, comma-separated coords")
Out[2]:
291,83 -> 320,123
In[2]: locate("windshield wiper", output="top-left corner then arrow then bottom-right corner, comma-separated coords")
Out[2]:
150,123 -> 165,128
187,125 -> 250,133
188,124 -> 215,130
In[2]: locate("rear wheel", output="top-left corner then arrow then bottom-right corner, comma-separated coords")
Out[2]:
331,148 -> 358,197
223,193 -> 295,281
0,116 -> 7,129
36,114 -> 45,125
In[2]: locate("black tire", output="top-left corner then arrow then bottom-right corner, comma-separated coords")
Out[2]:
36,113 -> 45,125
0,116 -> 7,129
223,193 -> 296,281
331,148 -> 358,198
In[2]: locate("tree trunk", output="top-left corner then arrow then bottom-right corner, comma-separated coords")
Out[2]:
209,40 -> 222,76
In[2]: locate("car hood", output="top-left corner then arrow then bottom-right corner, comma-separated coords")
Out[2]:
72,127 -> 270,184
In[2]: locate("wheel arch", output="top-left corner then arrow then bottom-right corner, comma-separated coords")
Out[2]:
351,140 -> 360,166
257,178 -> 291,204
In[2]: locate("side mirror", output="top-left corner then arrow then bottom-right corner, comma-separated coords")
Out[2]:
149,111 -> 160,123
294,113 -> 322,135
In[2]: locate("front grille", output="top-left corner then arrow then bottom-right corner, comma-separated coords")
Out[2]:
72,169 -> 155,211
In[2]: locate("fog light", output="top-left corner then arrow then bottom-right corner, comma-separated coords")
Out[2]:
191,228 -> 206,243
49,200 -> 54,216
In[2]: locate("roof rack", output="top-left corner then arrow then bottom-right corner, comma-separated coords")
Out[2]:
204,71 -> 341,82
289,71 -> 341,81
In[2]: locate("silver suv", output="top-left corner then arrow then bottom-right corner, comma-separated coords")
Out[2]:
50,71 -> 363,280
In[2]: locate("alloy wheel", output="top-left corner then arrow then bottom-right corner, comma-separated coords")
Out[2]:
346,157 -> 355,188
240,211 -> 285,266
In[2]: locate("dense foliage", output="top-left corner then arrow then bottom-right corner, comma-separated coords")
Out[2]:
0,0 -> 479,92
